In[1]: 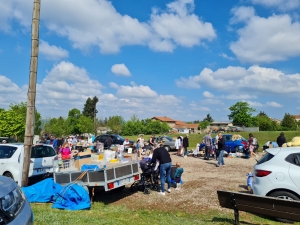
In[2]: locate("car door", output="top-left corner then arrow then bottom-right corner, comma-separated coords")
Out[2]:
30,145 -> 56,176
288,153 -> 300,191
224,136 -> 234,152
0,145 -> 18,178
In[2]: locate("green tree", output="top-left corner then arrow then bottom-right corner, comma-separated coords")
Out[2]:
82,96 -> 98,119
281,113 -> 297,131
77,115 -> 94,134
203,113 -> 214,122
65,108 -> 81,134
198,121 -> 210,130
228,101 -> 256,127
0,102 -> 42,141
44,117 -> 67,137
106,116 -> 125,134
256,115 -> 272,131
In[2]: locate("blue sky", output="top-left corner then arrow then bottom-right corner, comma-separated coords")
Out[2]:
1,0 -> 300,122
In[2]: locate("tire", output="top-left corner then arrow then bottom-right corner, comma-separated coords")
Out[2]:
269,191 -> 299,223
234,146 -> 239,153
144,188 -> 150,194
164,145 -> 171,152
4,172 -> 14,180
130,184 -> 138,192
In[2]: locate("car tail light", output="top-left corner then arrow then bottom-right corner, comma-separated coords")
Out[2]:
134,174 -> 139,181
108,182 -> 114,190
255,170 -> 272,177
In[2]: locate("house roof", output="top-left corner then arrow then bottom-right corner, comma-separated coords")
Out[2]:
293,115 -> 300,119
152,116 -> 176,122
173,123 -> 198,129
175,120 -> 187,125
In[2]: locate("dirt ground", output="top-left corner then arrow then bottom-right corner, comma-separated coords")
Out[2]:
93,152 -> 258,214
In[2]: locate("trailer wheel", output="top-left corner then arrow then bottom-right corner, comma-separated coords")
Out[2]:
144,188 -> 150,194
130,184 -> 138,192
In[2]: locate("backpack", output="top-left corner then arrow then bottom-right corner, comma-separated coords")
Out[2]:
252,137 -> 257,145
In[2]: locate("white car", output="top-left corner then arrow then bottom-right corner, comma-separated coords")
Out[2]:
0,143 -> 58,185
253,147 -> 300,200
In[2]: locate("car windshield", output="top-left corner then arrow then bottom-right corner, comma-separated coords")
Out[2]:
115,135 -> 125,141
164,136 -> 173,141
223,135 -> 232,141
256,152 -> 274,165
31,145 -> 56,158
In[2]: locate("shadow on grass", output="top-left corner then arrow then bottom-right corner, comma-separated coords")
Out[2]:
89,186 -> 138,205
209,217 -> 268,225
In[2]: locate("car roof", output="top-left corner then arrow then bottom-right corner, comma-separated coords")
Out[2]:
267,147 -> 300,155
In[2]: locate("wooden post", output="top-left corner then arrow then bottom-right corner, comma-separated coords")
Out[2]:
22,0 -> 41,187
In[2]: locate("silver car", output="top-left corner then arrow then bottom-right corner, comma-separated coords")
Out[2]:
156,136 -> 176,151
0,176 -> 33,224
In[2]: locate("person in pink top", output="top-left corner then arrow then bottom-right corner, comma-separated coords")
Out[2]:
59,142 -> 72,160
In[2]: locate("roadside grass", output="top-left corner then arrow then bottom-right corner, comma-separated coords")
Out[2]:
127,131 -> 300,152
31,202 -> 295,225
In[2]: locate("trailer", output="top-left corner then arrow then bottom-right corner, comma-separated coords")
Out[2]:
53,159 -> 141,192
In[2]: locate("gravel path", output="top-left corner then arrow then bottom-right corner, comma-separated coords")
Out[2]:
103,152 -> 259,213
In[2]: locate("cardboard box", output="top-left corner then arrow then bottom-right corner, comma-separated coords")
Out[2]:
75,157 -> 91,170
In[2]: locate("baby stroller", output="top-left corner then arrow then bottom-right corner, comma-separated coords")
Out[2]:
130,159 -> 160,194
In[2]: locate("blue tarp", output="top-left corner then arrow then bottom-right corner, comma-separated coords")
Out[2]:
81,164 -> 99,171
22,178 -> 90,211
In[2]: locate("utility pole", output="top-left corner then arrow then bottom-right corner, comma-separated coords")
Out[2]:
22,0 -> 41,187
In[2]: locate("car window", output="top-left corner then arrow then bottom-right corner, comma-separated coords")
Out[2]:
224,135 -> 232,141
0,146 -> 17,159
99,135 -> 108,142
165,136 -> 173,141
31,146 -> 56,158
257,152 -> 274,165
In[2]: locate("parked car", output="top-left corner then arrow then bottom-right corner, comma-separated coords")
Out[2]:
200,134 -> 247,153
94,134 -> 134,149
0,137 -> 17,143
0,143 -> 58,185
253,147 -> 300,200
0,176 -> 34,224
155,136 -> 176,151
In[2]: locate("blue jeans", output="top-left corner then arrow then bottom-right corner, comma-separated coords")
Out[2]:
218,150 -> 225,165
160,162 -> 172,193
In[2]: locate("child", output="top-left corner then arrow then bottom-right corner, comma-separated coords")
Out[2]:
174,162 -> 184,190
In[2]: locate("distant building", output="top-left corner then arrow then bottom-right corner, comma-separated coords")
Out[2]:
210,122 -> 233,131
293,115 -> 300,122
269,117 -> 281,124
151,116 -> 199,133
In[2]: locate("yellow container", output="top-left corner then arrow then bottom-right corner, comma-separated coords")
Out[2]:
98,153 -> 104,161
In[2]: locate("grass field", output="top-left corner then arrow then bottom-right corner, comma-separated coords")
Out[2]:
127,131 -> 300,151
31,200 -> 298,225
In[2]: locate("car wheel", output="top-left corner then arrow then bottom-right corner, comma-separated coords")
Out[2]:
164,145 -> 171,152
4,172 -> 14,180
234,146 -> 239,153
269,191 -> 299,223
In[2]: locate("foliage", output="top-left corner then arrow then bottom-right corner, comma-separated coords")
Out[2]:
43,117 -> 67,137
64,108 -> 82,134
0,102 -> 42,141
82,96 -> 98,119
77,115 -> 94,134
198,121 -> 210,130
202,113 -> 214,122
106,116 -> 125,134
281,113 -> 297,131
228,101 -> 256,127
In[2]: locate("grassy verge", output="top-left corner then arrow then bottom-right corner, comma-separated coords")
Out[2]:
31,202 -> 298,225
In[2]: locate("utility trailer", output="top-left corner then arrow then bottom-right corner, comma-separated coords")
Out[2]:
53,160 -> 141,192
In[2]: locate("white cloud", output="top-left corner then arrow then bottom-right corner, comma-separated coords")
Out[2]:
176,65 -> 300,97
39,40 -> 69,61
200,99 -> 222,105
203,91 -> 214,98
0,0 -> 216,53
251,0 -> 300,11
110,83 -> 158,98
111,63 -> 131,76
230,6 -> 255,24
246,101 -> 263,107
266,101 -> 282,107
230,8 -> 300,63
223,94 -> 256,100
219,53 -> 234,60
